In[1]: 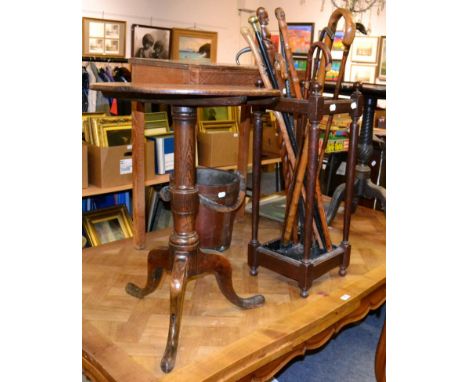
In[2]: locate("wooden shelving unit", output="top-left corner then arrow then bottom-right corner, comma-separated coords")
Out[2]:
82,156 -> 281,198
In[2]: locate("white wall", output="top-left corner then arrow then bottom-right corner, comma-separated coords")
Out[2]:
82,0 -> 386,65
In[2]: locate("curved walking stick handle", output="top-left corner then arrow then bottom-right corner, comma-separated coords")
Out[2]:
304,41 -> 333,97
317,8 -> 356,85
327,8 -> 355,48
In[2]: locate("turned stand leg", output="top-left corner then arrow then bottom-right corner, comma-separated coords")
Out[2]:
248,110 -> 264,276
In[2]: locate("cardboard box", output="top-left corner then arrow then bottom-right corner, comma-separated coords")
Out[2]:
197,131 -> 253,168
262,124 -> 281,156
88,141 -> 156,188
82,142 -> 88,189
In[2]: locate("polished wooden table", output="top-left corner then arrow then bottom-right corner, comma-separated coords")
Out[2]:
82,206 -> 386,381
90,79 -> 280,372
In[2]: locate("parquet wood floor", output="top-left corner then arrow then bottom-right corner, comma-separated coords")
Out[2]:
83,206 -> 385,382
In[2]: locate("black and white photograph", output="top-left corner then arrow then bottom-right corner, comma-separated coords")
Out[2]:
131,24 -> 172,59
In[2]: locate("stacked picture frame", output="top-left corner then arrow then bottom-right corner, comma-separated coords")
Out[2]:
347,35 -> 386,84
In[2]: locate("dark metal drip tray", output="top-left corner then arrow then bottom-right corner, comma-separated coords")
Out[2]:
262,238 -> 337,261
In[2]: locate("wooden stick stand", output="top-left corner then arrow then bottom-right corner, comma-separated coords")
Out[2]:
125,106 -> 264,373
248,86 -> 363,297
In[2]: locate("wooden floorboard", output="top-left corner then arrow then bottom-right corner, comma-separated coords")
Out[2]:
83,206 -> 385,381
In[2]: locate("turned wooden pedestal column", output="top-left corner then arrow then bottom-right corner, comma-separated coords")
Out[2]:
126,105 -> 265,373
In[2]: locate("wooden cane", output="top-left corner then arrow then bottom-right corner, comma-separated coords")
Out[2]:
315,9 -> 356,179
281,43 -> 333,247
282,9 -> 355,245
275,6 -> 334,249
240,27 -> 324,249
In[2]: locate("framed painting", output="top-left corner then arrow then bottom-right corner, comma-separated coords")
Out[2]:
270,33 -> 280,53
293,56 -> 307,71
331,30 -> 344,59
197,106 -> 239,133
351,36 -> 380,63
90,116 -> 132,146
325,60 -> 342,81
349,64 -> 377,84
144,111 -> 171,136
171,28 -> 217,64
101,125 -> 132,147
82,17 -> 126,58
377,36 -> 386,80
131,24 -> 172,59
83,205 -> 134,247
287,23 -> 315,56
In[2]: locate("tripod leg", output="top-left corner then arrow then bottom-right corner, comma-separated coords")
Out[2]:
199,250 -> 265,309
160,254 -> 189,373
126,247 -> 170,298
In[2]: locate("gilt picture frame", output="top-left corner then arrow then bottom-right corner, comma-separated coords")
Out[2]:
171,28 -> 217,64
82,17 -> 126,58
83,205 -> 134,247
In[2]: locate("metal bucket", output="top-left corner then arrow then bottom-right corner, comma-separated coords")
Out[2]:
196,168 -> 245,251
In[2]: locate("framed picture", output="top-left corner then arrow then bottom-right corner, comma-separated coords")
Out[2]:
377,36 -> 386,80
198,106 -> 237,122
270,33 -> 280,53
171,28 -> 217,64
197,106 -> 239,133
292,56 -> 307,71
325,60 -> 342,81
90,116 -> 132,146
198,121 -> 239,133
144,111 -> 171,137
331,30 -> 344,60
101,125 -> 132,147
287,23 -> 315,56
350,64 -> 377,84
82,17 -> 126,58
82,112 -> 106,143
351,36 -> 380,63
83,205 -> 134,247
131,24 -> 171,59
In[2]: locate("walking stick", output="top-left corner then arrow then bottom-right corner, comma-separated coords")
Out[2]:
281,9 -> 355,246
273,6 -> 333,250
315,9 -> 356,181
281,42 -> 333,248
240,27 -> 324,249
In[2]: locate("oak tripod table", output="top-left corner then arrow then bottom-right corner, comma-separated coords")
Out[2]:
90,80 -> 281,373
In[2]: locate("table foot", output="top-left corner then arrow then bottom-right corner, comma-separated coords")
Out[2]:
199,249 -> 265,309
126,247 -> 170,299
161,254 -> 188,373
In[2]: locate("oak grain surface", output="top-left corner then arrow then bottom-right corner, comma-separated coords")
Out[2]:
83,206 -> 385,381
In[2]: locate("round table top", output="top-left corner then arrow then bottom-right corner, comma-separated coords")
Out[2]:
90,82 -> 281,103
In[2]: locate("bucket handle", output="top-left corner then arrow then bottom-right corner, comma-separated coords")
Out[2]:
198,171 -> 246,213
